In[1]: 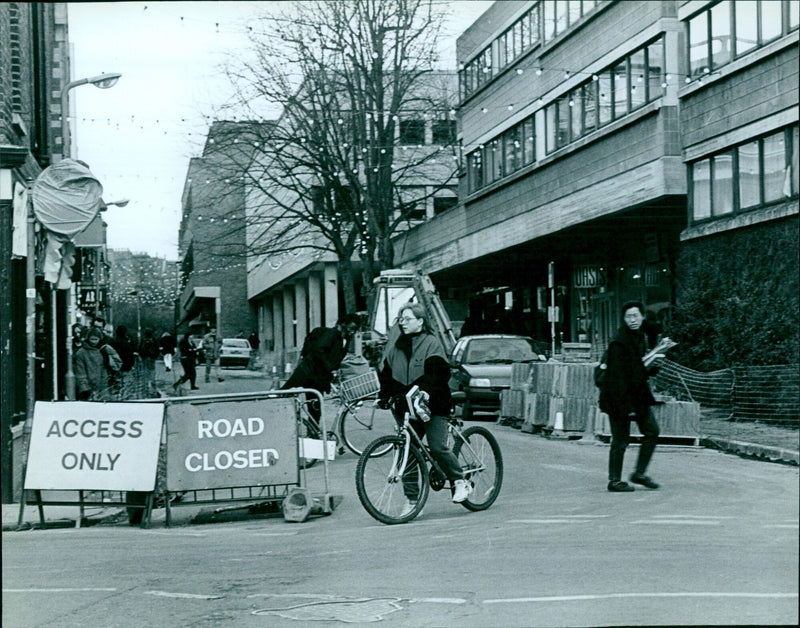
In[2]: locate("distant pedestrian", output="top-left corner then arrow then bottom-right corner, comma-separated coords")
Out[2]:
202,327 -> 224,383
113,325 -> 136,372
159,331 -> 176,372
599,301 -> 661,492
247,330 -> 260,370
248,330 -> 260,351
173,335 -> 199,391
138,328 -> 160,396
74,326 -> 122,400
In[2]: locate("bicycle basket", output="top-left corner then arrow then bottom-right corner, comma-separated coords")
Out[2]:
340,369 -> 381,402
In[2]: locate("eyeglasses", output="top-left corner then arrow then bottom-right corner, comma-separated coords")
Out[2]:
398,317 -> 419,323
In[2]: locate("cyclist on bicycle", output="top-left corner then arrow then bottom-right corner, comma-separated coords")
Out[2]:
377,302 -> 472,504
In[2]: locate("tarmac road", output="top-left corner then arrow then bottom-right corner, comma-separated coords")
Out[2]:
2,376 -> 798,628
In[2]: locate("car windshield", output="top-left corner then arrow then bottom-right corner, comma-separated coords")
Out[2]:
223,339 -> 250,348
463,338 -> 538,364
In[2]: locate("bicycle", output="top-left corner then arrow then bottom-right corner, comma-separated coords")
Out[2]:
355,386 -> 503,524
291,372 -> 396,467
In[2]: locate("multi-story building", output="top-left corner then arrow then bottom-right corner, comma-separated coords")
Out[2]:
392,0 -> 798,359
177,121 -> 259,340
0,2 -> 70,502
246,72 -> 460,365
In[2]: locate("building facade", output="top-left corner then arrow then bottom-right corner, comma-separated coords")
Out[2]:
1,2 -> 70,502
391,0 -> 798,359
177,122 -> 258,340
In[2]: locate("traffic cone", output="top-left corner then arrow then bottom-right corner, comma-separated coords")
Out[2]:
549,410 -> 568,439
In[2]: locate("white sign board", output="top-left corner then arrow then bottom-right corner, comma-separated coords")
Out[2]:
24,402 -> 164,492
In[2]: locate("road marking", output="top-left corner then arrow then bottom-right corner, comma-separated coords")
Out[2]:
144,590 -> 223,600
251,531 -> 300,537
484,592 -> 799,604
3,588 -> 117,593
763,523 -> 799,529
410,597 -> 467,604
630,520 -> 720,525
142,531 -> 206,537
507,519 -> 594,524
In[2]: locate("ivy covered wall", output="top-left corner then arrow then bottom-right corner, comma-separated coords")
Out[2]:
670,215 -> 799,370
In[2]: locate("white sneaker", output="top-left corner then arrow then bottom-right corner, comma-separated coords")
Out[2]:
452,479 -> 473,503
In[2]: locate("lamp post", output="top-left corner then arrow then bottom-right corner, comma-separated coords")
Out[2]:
61,72 -> 121,399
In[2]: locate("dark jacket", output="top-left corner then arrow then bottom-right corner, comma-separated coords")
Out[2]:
379,331 -> 452,416
159,333 -> 176,354
599,325 -> 656,418
74,341 -> 121,397
178,336 -> 197,363
283,326 -> 349,393
112,332 -> 136,372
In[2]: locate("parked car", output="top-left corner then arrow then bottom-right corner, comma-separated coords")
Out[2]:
219,338 -> 251,368
449,334 -> 547,420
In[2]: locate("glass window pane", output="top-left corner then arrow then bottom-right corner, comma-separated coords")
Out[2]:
790,0 -> 799,30
710,1 -> 732,68
763,132 -> 786,202
514,21 -> 523,56
570,88 -> 583,139
530,4 -> 540,46
545,103 -> 557,153
689,11 -> 709,76
692,159 -> 711,220
712,154 -> 734,216
568,0 -> 581,25
556,1 -> 569,35
523,118 -> 535,165
630,49 -> 646,109
647,39 -> 664,101
535,109 -> 546,161
735,0 -> 758,55
557,95 -> 570,147
498,33 -> 507,68
521,14 -> 530,51
492,138 -> 503,180
613,60 -> 628,119
761,0 -> 782,42
545,0 -> 556,40
598,70 -> 612,126
483,144 -> 493,184
583,81 -> 597,133
738,141 -> 761,208
468,150 -> 482,191
505,126 -> 520,174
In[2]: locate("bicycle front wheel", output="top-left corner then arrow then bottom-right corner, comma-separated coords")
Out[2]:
355,435 -> 429,525
453,426 -> 503,511
340,398 -> 397,456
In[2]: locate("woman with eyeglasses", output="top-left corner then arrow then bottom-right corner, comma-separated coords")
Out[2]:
377,302 -> 472,507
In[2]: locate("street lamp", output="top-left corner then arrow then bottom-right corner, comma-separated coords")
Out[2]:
61,72 -> 121,399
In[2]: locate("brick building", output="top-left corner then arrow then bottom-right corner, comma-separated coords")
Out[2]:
391,0 -> 798,359
1,3 -> 69,502
177,122 -> 259,340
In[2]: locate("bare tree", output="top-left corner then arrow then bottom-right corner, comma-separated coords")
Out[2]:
205,0 -> 458,312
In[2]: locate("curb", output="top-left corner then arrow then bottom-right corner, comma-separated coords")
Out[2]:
700,437 -> 800,466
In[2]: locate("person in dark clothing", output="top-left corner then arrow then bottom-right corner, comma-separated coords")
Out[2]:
248,330 -> 260,351
74,326 -> 122,400
112,325 -> 136,372
138,328 -> 160,396
173,335 -> 199,391
281,314 -> 360,422
599,301 -> 661,492
377,302 -> 471,506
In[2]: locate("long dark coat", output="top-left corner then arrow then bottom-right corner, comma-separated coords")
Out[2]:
598,325 -> 656,418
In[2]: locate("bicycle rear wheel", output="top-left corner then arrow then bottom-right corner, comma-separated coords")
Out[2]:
355,435 -> 429,524
453,425 -> 503,511
340,398 -> 397,456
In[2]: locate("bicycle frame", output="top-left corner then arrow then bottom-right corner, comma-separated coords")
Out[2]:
387,411 -> 487,485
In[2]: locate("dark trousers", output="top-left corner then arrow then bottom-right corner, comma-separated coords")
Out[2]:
608,409 -> 660,482
176,358 -> 196,388
401,414 -> 464,500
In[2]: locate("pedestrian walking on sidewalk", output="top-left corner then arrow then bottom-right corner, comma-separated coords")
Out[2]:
599,301 -> 661,492
159,331 -> 176,372
203,327 -> 224,383
173,335 -> 199,391
74,326 -> 123,400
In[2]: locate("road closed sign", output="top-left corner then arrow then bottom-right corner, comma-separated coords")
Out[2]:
165,397 -> 298,492
24,402 -> 164,492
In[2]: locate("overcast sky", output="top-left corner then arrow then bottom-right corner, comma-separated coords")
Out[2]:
67,1 -> 494,260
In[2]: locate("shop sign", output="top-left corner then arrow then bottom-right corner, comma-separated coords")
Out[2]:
573,265 -> 607,288
24,402 -> 164,491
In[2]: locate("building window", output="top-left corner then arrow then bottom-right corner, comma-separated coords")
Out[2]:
433,195 -> 457,215
582,80 -> 597,133
738,140 -> 760,209
598,69 -> 613,126
504,125 -> 521,174
687,0 -> 796,78
647,39 -> 664,100
691,126 -> 798,223
432,119 -> 456,145
399,119 -> 425,145
522,118 -> 535,166
692,158 -> 711,221
613,59 -> 629,119
629,49 -> 646,110
468,150 -> 483,193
